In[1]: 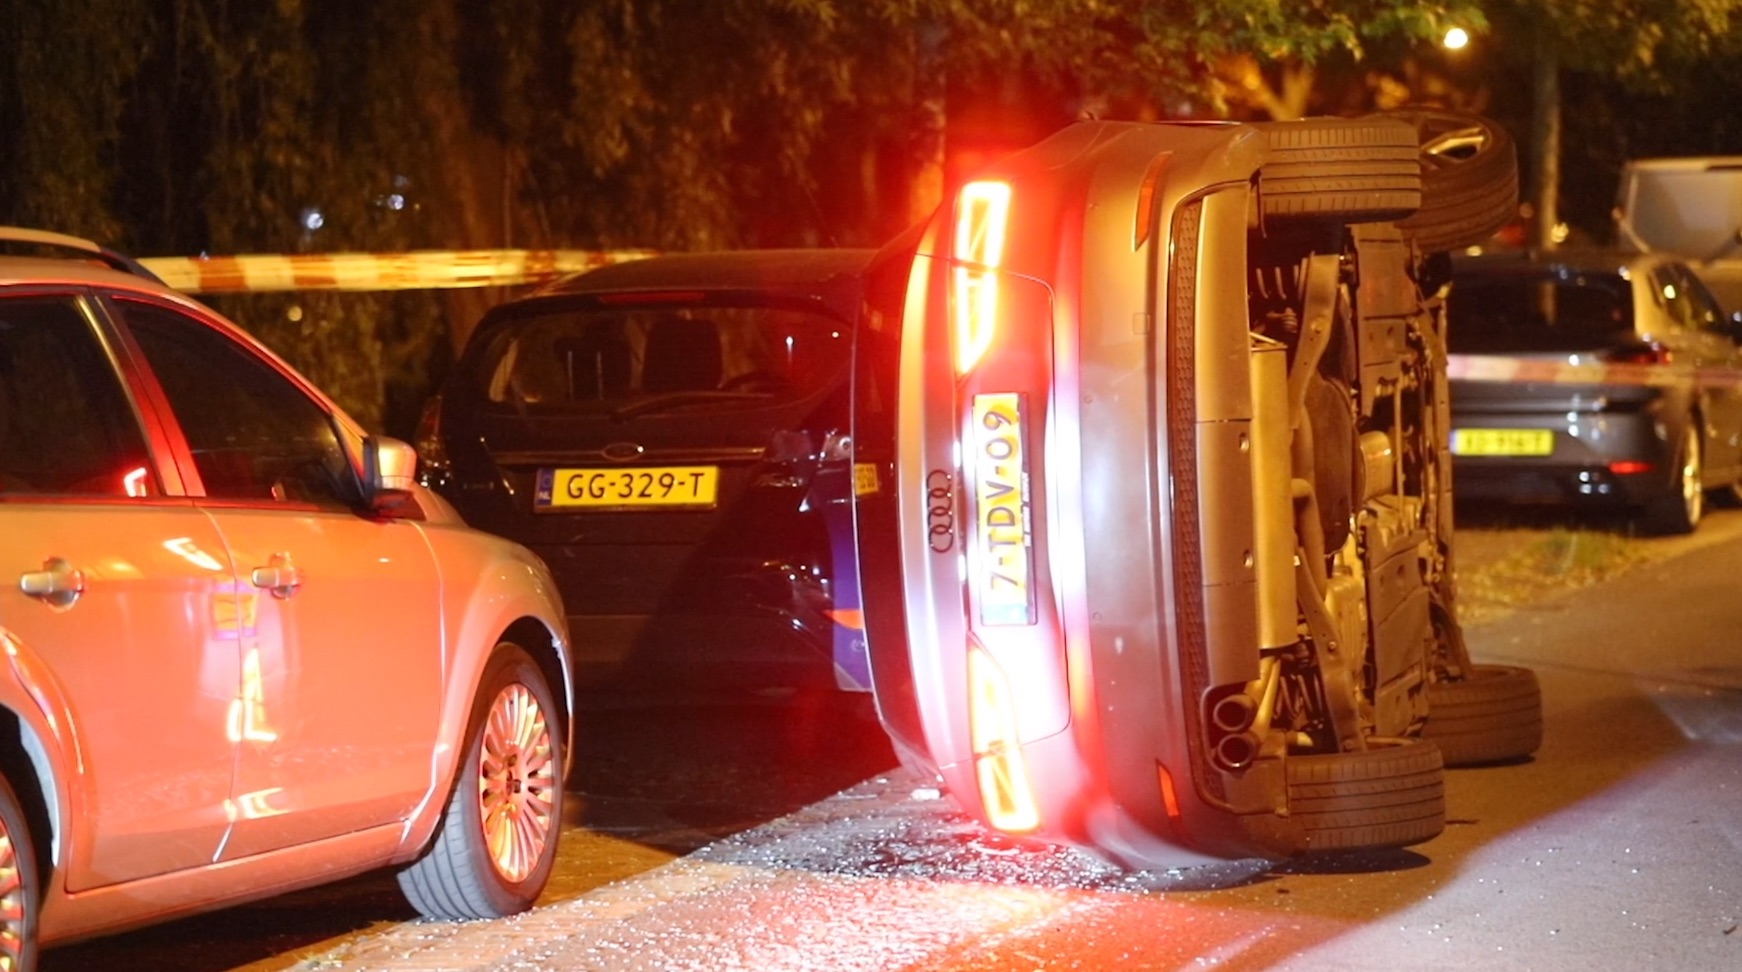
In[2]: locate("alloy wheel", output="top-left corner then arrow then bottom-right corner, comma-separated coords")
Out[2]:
0,810 -> 25,971
476,682 -> 557,883
1681,423 -> 1704,528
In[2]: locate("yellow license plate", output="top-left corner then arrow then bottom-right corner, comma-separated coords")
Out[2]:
971,393 -> 1034,626
1451,429 -> 1554,457
853,462 -> 881,497
536,466 -> 719,509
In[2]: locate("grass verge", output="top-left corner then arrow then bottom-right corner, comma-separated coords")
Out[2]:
1454,527 -> 1655,627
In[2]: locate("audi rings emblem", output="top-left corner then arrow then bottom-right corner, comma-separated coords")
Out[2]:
925,469 -> 955,553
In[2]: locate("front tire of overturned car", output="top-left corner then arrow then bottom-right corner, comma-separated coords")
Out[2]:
398,643 -> 564,920
1423,665 -> 1544,766
1382,109 -> 1520,254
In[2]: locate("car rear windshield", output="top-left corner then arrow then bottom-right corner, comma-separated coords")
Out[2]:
473,303 -> 848,416
1447,272 -> 1636,354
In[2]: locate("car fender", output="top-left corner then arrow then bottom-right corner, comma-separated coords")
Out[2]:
0,626 -> 84,879
393,525 -> 572,856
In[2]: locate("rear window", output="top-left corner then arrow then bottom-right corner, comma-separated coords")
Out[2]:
472,303 -> 848,416
1447,272 -> 1635,354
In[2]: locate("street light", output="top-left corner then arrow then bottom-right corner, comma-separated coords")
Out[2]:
1443,26 -> 1470,50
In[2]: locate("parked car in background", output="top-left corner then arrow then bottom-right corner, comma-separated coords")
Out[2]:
1446,248 -> 1742,533
1613,155 -> 1742,317
857,110 -> 1543,869
0,228 -> 573,970
418,249 -> 909,693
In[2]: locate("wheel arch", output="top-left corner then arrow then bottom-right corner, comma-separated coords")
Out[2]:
499,615 -> 571,764
0,705 -> 58,890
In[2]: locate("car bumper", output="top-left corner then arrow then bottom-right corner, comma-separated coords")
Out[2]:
1448,404 -> 1677,508
890,123 -> 1315,866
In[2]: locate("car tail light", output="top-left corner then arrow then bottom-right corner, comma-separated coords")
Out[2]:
1603,341 -> 1672,365
413,394 -> 450,486
951,181 -> 1012,376
967,645 -> 1041,833
1609,459 -> 1653,475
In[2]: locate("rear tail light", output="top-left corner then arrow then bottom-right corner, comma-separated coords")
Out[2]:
951,181 -> 1012,376
967,645 -> 1041,833
1608,459 -> 1653,475
1603,341 -> 1672,365
413,394 -> 450,486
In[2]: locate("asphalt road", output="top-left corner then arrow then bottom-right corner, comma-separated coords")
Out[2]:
39,688 -> 899,971
40,510 -> 1742,971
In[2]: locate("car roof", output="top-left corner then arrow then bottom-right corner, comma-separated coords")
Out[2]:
0,225 -> 168,285
530,248 -> 880,302
0,253 -> 169,292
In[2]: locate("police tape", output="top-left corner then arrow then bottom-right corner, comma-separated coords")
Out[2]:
1445,353 -> 1742,390
137,248 -> 660,294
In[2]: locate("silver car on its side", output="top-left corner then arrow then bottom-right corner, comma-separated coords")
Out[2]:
0,228 -> 574,970
857,111 -> 1543,869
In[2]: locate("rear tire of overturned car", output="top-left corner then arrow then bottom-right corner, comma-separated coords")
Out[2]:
1382,109 -> 1520,254
399,643 -> 564,920
1423,664 -> 1544,766
1284,737 -> 1446,853
1257,117 -> 1423,225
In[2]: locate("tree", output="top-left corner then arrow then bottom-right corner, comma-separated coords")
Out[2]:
1482,0 -> 1740,247
0,0 -> 149,245
0,0 -> 1520,432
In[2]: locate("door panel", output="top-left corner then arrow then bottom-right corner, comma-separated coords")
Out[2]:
0,293 -> 238,889
206,508 -> 442,857
0,506 -> 240,888
113,295 -> 445,857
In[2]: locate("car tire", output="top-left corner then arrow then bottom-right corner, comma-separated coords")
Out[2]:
398,643 -> 564,920
1643,421 -> 1703,535
1282,737 -> 1445,853
1257,117 -> 1423,224
1423,664 -> 1543,766
1381,109 -> 1519,253
0,774 -> 38,972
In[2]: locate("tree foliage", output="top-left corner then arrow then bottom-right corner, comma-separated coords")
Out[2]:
1496,0 -> 1736,84
0,0 -> 1520,431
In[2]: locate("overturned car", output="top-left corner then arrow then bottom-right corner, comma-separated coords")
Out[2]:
856,111 -> 1542,866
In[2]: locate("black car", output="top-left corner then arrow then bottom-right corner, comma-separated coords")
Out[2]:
419,248 -> 911,691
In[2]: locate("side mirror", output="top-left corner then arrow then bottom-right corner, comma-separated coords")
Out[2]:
364,436 -> 426,520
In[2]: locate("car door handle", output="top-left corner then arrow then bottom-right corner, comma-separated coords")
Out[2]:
20,557 -> 85,609
250,562 -> 304,599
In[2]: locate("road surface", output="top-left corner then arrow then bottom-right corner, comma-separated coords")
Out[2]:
42,511 -> 1742,970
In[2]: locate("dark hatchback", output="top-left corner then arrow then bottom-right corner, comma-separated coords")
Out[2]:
1446,248 -> 1742,533
419,248 -> 912,691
